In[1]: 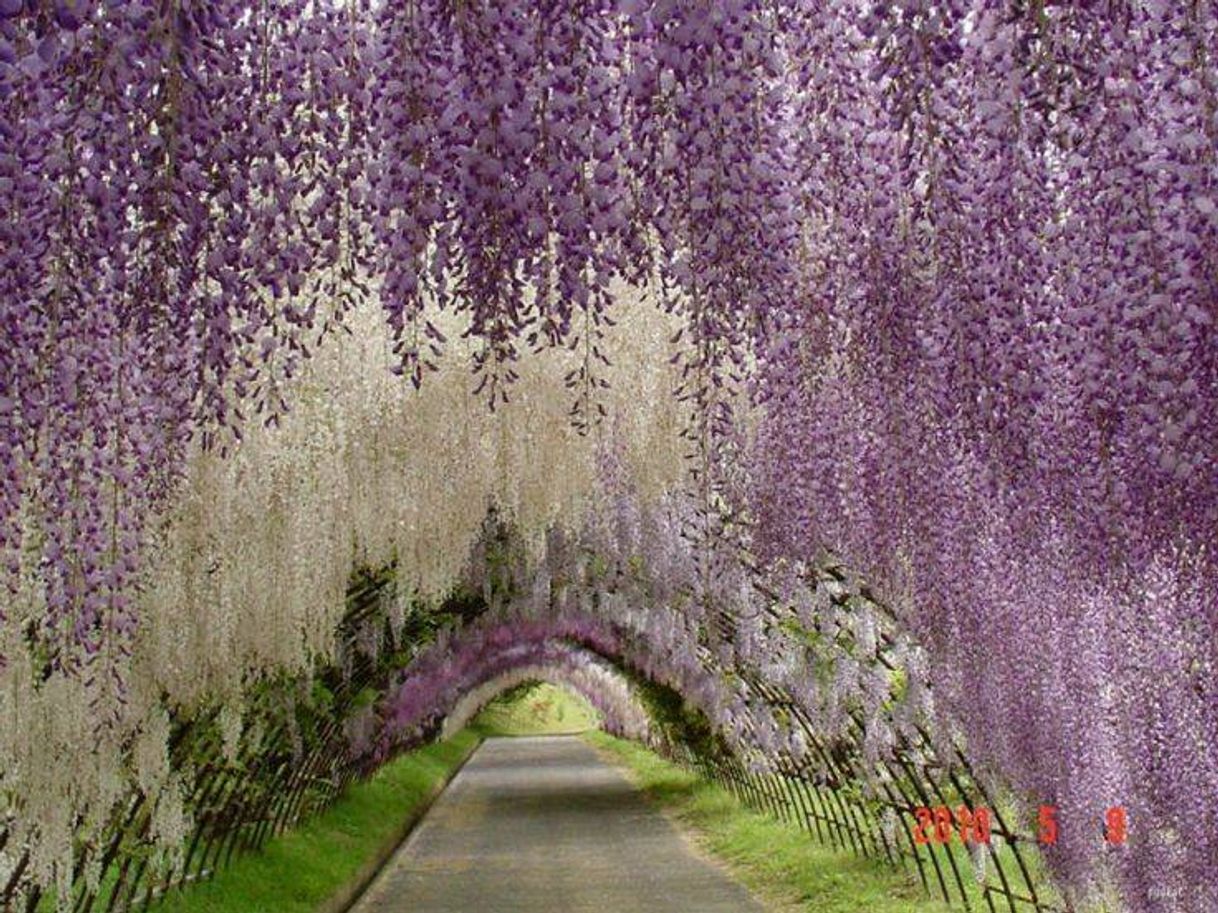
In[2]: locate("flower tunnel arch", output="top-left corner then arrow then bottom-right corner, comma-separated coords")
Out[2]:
352,549 -> 1068,913
1,1 -> 1215,912
437,650 -> 651,741
2,550 -> 1065,913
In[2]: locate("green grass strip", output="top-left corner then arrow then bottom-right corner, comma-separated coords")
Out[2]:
586,731 -> 958,913
147,729 -> 482,913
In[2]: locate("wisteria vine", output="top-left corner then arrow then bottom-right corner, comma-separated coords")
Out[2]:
1,1 -> 1215,912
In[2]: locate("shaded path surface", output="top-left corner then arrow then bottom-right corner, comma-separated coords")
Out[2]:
351,735 -> 768,913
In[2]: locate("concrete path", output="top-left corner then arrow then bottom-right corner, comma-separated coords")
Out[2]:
350,735 -> 768,913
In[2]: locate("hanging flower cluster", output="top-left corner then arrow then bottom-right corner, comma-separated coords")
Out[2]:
373,0 -> 635,413
370,0 -> 802,429
0,0 -> 373,687
1,0 -> 801,676
746,2 -> 1218,910
1,276 -> 688,899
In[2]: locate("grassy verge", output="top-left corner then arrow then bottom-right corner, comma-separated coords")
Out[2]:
587,731 -> 957,913
140,683 -> 595,913
146,729 -> 482,913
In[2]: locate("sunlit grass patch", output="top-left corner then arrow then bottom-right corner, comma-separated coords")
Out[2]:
471,681 -> 600,736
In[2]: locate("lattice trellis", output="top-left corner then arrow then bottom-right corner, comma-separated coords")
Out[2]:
654,562 -> 1063,913
1,571 -> 412,913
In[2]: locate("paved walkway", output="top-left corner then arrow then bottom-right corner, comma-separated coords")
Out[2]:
350,735 -> 768,913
